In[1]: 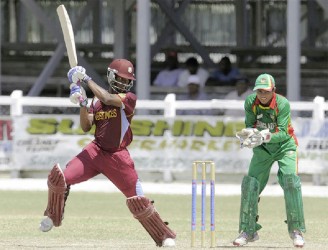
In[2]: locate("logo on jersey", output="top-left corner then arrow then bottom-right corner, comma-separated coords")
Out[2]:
256,120 -> 276,130
95,109 -> 117,120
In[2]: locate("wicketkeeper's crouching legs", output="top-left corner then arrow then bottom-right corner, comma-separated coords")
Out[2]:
126,196 -> 176,247
39,164 -> 70,232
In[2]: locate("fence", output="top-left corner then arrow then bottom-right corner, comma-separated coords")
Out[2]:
1,90 -> 328,184
1,90 -> 328,118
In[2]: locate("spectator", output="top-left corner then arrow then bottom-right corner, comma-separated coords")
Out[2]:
207,56 -> 240,86
177,56 -> 209,88
153,51 -> 183,87
224,77 -> 253,116
177,75 -> 211,116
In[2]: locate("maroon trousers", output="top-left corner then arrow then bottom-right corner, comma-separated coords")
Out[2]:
64,142 -> 139,197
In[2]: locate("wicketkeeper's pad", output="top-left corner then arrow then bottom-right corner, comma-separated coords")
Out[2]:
279,174 -> 306,234
239,176 -> 262,234
126,196 -> 176,247
43,163 -> 67,227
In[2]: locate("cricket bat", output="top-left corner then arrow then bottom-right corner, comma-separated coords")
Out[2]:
56,4 -> 78,67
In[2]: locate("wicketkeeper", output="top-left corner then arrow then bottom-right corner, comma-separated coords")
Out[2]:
39,59 -> 176,247
233,73 -> 306,248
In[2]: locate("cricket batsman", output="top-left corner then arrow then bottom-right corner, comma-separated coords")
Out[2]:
39,59 -> 176,247
233,73 -> 306,248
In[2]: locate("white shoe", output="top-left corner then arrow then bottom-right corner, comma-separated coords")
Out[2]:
162,238 -> 175,247
39,217 -> 53,232
290,230 -> 305,248
233,231 -> 259,246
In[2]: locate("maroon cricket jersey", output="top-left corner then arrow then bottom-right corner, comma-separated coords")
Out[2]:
89,92 -> 136,151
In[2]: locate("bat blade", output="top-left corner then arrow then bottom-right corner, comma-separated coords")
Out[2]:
56,4 -> 78,68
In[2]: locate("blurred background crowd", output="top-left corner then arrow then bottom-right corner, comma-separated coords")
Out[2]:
0,0 -> 327,115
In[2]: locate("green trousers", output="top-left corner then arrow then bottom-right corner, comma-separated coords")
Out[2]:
241,139 -> 306,234
248,141 -> 298,194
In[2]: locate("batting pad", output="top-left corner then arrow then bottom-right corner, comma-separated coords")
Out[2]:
44,164 -> 67,227
126,196 -> 176,247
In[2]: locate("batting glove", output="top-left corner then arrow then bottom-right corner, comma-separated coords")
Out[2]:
69,83 -> 88,107
67,66 -> 92,84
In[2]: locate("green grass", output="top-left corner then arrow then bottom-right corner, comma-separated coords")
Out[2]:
0,190 -> 327,249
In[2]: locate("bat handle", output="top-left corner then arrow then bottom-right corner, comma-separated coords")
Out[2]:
78,96 -> 84,102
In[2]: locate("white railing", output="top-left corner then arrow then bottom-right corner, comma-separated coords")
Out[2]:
1,90 -> 328,184
1,90 -> 328,118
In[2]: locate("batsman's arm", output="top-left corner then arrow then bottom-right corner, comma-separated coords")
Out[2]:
80,107 -> 93,132
85,79 -> 122,108
67,66 -> 122,107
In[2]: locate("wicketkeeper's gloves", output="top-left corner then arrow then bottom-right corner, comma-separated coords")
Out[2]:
236,128 -> 271,148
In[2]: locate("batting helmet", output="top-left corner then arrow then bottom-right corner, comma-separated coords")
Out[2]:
107,59 -> 135,93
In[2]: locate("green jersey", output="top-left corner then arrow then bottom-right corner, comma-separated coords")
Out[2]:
244,92 -> 298,152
